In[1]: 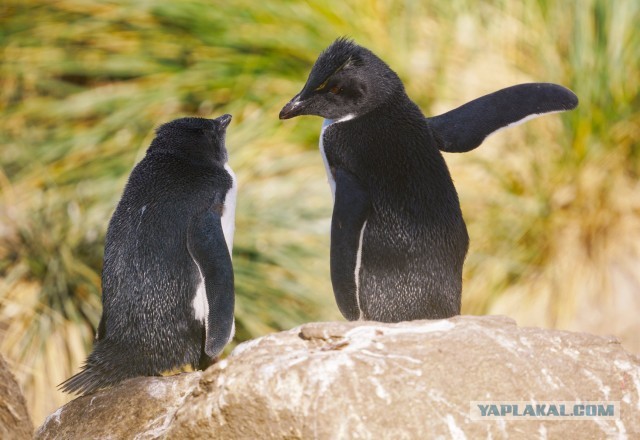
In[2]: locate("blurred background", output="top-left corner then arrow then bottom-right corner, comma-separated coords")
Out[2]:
1,0 -> 638,427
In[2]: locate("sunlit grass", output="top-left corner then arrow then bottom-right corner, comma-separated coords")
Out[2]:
1,0 -> 638,426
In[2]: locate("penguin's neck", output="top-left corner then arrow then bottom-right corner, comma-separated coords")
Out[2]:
323,112 -> 357,128
324,91 -> 416,129
149,148 -> 222,169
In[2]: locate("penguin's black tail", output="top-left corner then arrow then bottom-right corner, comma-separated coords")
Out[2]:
58,342 -> 137,396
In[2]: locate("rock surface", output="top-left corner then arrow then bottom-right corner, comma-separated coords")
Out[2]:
36,372 -> 201,440
37,316 -> 640,439
1,354 -> 33,440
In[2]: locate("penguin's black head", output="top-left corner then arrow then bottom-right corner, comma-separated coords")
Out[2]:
279,38 -> 404,121
150,114 -> 232,163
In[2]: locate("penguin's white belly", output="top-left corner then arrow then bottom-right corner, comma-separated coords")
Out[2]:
320,119 -> 336,200
221,163 -> 237,258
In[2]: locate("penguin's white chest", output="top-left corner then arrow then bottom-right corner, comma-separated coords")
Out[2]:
319,115 -> 355,199
221,163 -> 237,257
221,164 -> 237,341
320,119 -> 337,200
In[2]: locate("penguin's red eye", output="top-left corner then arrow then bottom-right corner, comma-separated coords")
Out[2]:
330,85 -> 341,94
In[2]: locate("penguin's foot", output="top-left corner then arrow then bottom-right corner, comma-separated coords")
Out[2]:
196,354 -> 222,371
159,364 -> 195,376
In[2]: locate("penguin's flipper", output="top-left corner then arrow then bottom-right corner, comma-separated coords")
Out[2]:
330,168 -> 371,321
187,208 -> 235,359
428,83 -> 579,153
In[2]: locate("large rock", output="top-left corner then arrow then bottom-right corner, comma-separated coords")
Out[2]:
1,354 -> 33,440
37,316 -> 639,439
36,372 -> 201,440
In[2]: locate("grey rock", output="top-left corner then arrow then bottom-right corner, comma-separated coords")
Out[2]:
1,353 -> 33,440
37,316 -> 640,439
36,373 -> 201,440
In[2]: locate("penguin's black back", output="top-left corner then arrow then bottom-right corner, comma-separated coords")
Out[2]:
324,93 -> 468,321
61,118 -> 233,394
100,153 -> 231,369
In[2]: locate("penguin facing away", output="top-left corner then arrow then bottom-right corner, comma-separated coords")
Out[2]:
61,115 -> 237,395
280,38 -> 578,323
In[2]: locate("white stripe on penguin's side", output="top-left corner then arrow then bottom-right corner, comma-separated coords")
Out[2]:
486,110 -> 565,140
191,255 -> 235,345
192,260 -> 235,345
354,220 -> 367,320
221,163 -> 237,259
192,163 -> 235,334
228,320 -> 236,344
191,260 -> 209,332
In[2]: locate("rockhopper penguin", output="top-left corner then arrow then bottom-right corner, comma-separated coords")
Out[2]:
280,38 -> 578,322
61,115 -> 237,395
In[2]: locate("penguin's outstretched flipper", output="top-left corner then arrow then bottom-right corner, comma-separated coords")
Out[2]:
330,168 -> 371,321
187,207 -> 235,359
428,83 -> 578,153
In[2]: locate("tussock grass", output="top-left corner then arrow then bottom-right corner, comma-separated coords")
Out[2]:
1,0 -> 638,425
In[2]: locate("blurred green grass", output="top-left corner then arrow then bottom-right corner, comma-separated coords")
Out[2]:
1,0 -> 639,426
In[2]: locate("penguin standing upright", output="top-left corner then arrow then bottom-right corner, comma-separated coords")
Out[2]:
280,38 -> 578,322
61,115 -> 237,395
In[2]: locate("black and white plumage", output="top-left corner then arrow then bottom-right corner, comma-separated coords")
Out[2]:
60,115 -> 237,395
280,38 -> 578,322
